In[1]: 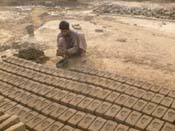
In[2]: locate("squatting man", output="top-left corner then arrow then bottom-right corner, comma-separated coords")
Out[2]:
56,21 -> 87,65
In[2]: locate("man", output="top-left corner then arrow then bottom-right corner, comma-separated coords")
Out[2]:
56,21 -> 87,58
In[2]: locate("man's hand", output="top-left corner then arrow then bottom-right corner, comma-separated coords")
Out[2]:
56,49 -> 63,56
56,49 -> 68,57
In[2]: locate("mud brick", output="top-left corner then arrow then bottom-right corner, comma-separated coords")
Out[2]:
22,111 -> 38,123
124,96 -> 138,108
77,97 -> 93,110
151,94 -> 164,104
26,115 -> 46,130
46,89 -> 60,99
81,85 -> 94,95
115,94 -> 129,106
0,114 -> 11,123
5,105 -> 23,115
6,88 -> 18,98
42,103 -> 58,116
17,108 -> 31,122
58,108 -> 76,123
104,105 -> 121,119
107,81 -> 119,90
128,128 -> 140,131
152,106 -> 167,119
50,105 -> 68,119
15,92 -> 28,102
150,86 -> 161,93
159,87 -> 170,95
133,100 -> 147,111
111,82 -> 122,90
116,84 -> 129,93
97,89 -> 111,100
86,99 -> 102,113
28,83 -> 40,92
133,80 -> 145,87
88,117 -> 106,131
146,119 -> 164,131
45,121 -> 64,131
0,115 -> 20,130
133,89 -> 146,98
70,83 -> 83,93
90,87 -> 102,98
125,86 -> 138,95
30,97 -> 45,109
73,129 -> 82,131
38,86 -> 53,96
60,93 -> 76,105
161,122 -> 175,131
34,118 -> 55,131
20,94 -> 34,105
136,115 -> 152,130
0,99 -> 9,108
143,102 -> 157,115
105,92 -> 120,103
95,102 -> 112,116
142,91 -> 155,101
0,95 -> 4,100
27,95 -> 39,107
115,107 -> 131,122
18,81 -> 29,89
125,78 -> 135,85
60,125 -> 74,131
100,79 -> 114,88
100,120 -> 118,131
78,114 -> 96,130
115,124 -> 129,131
35,99 -> 50,111
141,83 -> 153,90
5,122 -> 26,131
3,87 -> 13,97
68,111 -> 86,127
169,89 -> 175,98
160,97 -> 173,107
0,101 -> 16,112
53,90 -> 69,102
126,111 -> 142,126
69,95 -> 85,108
117,76 -> 128,83
171,100 -> 175,109
163,109 -> 175,123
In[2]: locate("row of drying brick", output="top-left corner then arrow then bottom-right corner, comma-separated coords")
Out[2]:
0,71 -> 174,131
0,84 -> 142,131
1,61 -> 175,112
0,112 -> 26,131
3,57 -> 175,98
0,65 -> 175,123
2,57 -> 175,102
0,62 -> 175,125
0,96 -> 83,131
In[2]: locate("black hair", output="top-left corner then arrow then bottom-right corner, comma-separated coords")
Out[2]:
59,21 -> 69,30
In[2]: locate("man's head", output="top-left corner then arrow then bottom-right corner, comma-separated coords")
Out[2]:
59,21 -> 70,36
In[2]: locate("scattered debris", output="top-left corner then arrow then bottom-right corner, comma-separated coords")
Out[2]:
72,24 -> 82,30
117,38 -> 127,42
25,24 -> 34,37
95,29 -> 104,33
94,4 -> 175,20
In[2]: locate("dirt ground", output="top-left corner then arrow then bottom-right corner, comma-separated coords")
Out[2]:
0,1 -> 175,88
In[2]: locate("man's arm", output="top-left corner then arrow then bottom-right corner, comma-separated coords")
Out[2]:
67,33 -> 79,56
56,35 -> 67,56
